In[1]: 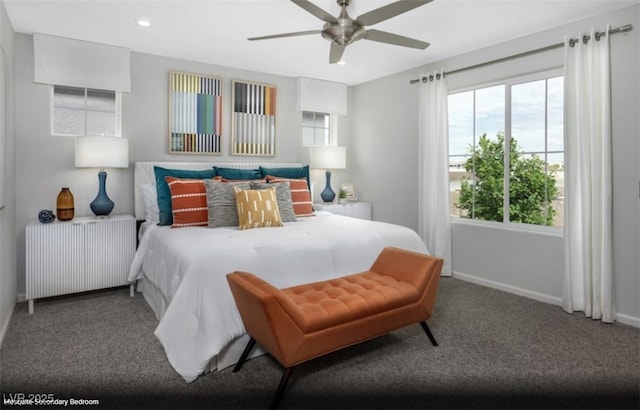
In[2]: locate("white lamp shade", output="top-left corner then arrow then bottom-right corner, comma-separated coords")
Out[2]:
309,146 -> 347,170
75,136 -> 129,168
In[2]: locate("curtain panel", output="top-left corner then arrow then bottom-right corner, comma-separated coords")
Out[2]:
418,71 -> 452,275
563,26 -> 615,323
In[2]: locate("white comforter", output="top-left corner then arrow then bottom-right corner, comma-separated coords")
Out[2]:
128,211 -> 428,382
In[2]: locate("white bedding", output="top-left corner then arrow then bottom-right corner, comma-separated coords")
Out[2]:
128,211 -> 428,383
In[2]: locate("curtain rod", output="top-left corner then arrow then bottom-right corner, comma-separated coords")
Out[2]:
409,24 -> 633,84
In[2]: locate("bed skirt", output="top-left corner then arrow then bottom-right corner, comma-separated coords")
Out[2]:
135,277 -> 266,373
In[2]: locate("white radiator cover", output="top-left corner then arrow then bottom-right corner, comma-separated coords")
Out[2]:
26,215 -> 135,301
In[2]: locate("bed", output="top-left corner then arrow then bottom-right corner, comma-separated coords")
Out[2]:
128,161 -> 429,383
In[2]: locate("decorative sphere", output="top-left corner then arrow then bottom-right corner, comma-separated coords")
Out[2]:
38,209 -> 56,224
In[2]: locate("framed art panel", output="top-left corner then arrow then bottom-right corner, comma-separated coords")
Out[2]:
231,80 -> 276,156
341,183 -> 357,200
169,71 -> 222,154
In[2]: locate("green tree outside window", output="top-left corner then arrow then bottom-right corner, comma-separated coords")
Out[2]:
457,133 -> 558,226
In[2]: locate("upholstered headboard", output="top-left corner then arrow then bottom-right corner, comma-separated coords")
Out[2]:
134,161 -> 304,220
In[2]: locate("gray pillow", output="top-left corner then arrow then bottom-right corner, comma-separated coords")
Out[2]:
204,180 -> 250,228
250,181 -> 297,222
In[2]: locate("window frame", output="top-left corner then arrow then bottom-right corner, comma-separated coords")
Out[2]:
448,68 -> 564,234
50,85 -> 122,137
301,111 -> 338,147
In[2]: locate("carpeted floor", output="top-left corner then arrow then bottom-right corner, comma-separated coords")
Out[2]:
1,277 -> 638,410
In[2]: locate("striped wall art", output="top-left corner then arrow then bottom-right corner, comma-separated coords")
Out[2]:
169,71 -> 222,154
231,80 -> 276,156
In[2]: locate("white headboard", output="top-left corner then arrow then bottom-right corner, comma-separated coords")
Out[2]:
134,161 -> 304,220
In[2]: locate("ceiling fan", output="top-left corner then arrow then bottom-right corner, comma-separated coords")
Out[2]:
248,0 -> 432,64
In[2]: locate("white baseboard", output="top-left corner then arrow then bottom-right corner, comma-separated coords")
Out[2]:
0,303 -> 15,349
452,270 -> 563,306
616,312 -> 640,328
452,271 -> 639,328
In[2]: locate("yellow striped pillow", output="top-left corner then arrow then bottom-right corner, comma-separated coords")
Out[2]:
233,187 -> 283,230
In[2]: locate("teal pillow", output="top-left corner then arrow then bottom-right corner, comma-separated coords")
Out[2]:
260,165 -> 309,182
154,166 -> 217,226
214,167 -> 262,180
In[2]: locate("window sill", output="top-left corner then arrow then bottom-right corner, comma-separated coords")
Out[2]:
450,216 -> 563,237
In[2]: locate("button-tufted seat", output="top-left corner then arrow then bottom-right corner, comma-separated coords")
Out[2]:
227,246 -> 443,409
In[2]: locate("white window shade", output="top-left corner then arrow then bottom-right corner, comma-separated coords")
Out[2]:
296,77 -> 348,115
34,33 -> 131,92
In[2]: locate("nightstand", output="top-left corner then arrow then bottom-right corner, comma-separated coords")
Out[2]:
25,215 -> 136,314
314,202 -> 372,220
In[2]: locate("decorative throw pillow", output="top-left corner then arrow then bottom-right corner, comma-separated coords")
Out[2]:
165,176 -> 211,228
250,181 -> 297,222
214,167 -> 262,180
234,187 -> 283,230
154,166 -> 217,226
204,180 -> 251,228
265,176 -> 315,217
140,183 -> 159,224
259,165 -> 309,182
217,177 -> 267,184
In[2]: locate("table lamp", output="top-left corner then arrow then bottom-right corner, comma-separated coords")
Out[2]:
310,146 -> 346,203
75,136 -> 129,216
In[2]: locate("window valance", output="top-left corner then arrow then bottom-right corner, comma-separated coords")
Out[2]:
296,77 -> 347,116
34,33 -> 131,92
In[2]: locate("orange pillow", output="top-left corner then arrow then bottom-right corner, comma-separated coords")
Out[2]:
165,176 -> 212,228
265,176 -> 314,217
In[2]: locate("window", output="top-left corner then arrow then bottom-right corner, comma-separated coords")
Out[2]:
52,85 -> 120,137
448,72 -> 564,228
302,111 -> 335,146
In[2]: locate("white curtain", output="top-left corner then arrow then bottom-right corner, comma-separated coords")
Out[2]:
418,71 -> 452,275
563,26 -> 615,322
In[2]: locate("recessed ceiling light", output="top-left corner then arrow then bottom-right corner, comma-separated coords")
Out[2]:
337,60 -> 346,65
136,18 -> 152,28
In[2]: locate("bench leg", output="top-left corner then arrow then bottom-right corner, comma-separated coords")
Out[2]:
270,367 -> 293,410
233,337 -> 256,373
420,321 -> 438,346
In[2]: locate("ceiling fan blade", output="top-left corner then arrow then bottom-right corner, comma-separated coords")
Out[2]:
365,29 -> 429,49
329,43 -> 346,64
291,0 -> 338,24
248,30 -> 322,41
357,0 -> 432,26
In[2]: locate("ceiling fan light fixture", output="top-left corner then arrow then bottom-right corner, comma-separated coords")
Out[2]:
249,0 -> 431,64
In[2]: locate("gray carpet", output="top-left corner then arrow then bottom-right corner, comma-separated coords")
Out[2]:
1,278 -> 638,410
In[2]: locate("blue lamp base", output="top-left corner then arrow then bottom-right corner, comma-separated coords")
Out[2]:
90,171 -> 114,217
320,170 -> 336,203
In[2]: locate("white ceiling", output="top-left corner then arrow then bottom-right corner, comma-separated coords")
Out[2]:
4,0 -> 638,85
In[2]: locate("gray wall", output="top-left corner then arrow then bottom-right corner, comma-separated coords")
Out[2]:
0,0 -> 15,346
13,37 -> 351,299
351,5 -> 639,325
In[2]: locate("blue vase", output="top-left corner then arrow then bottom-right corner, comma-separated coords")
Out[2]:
90,171 -> 114,216
320,170 -> 336,203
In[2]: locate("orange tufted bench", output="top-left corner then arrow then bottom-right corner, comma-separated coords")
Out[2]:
226,246 -> 443,409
